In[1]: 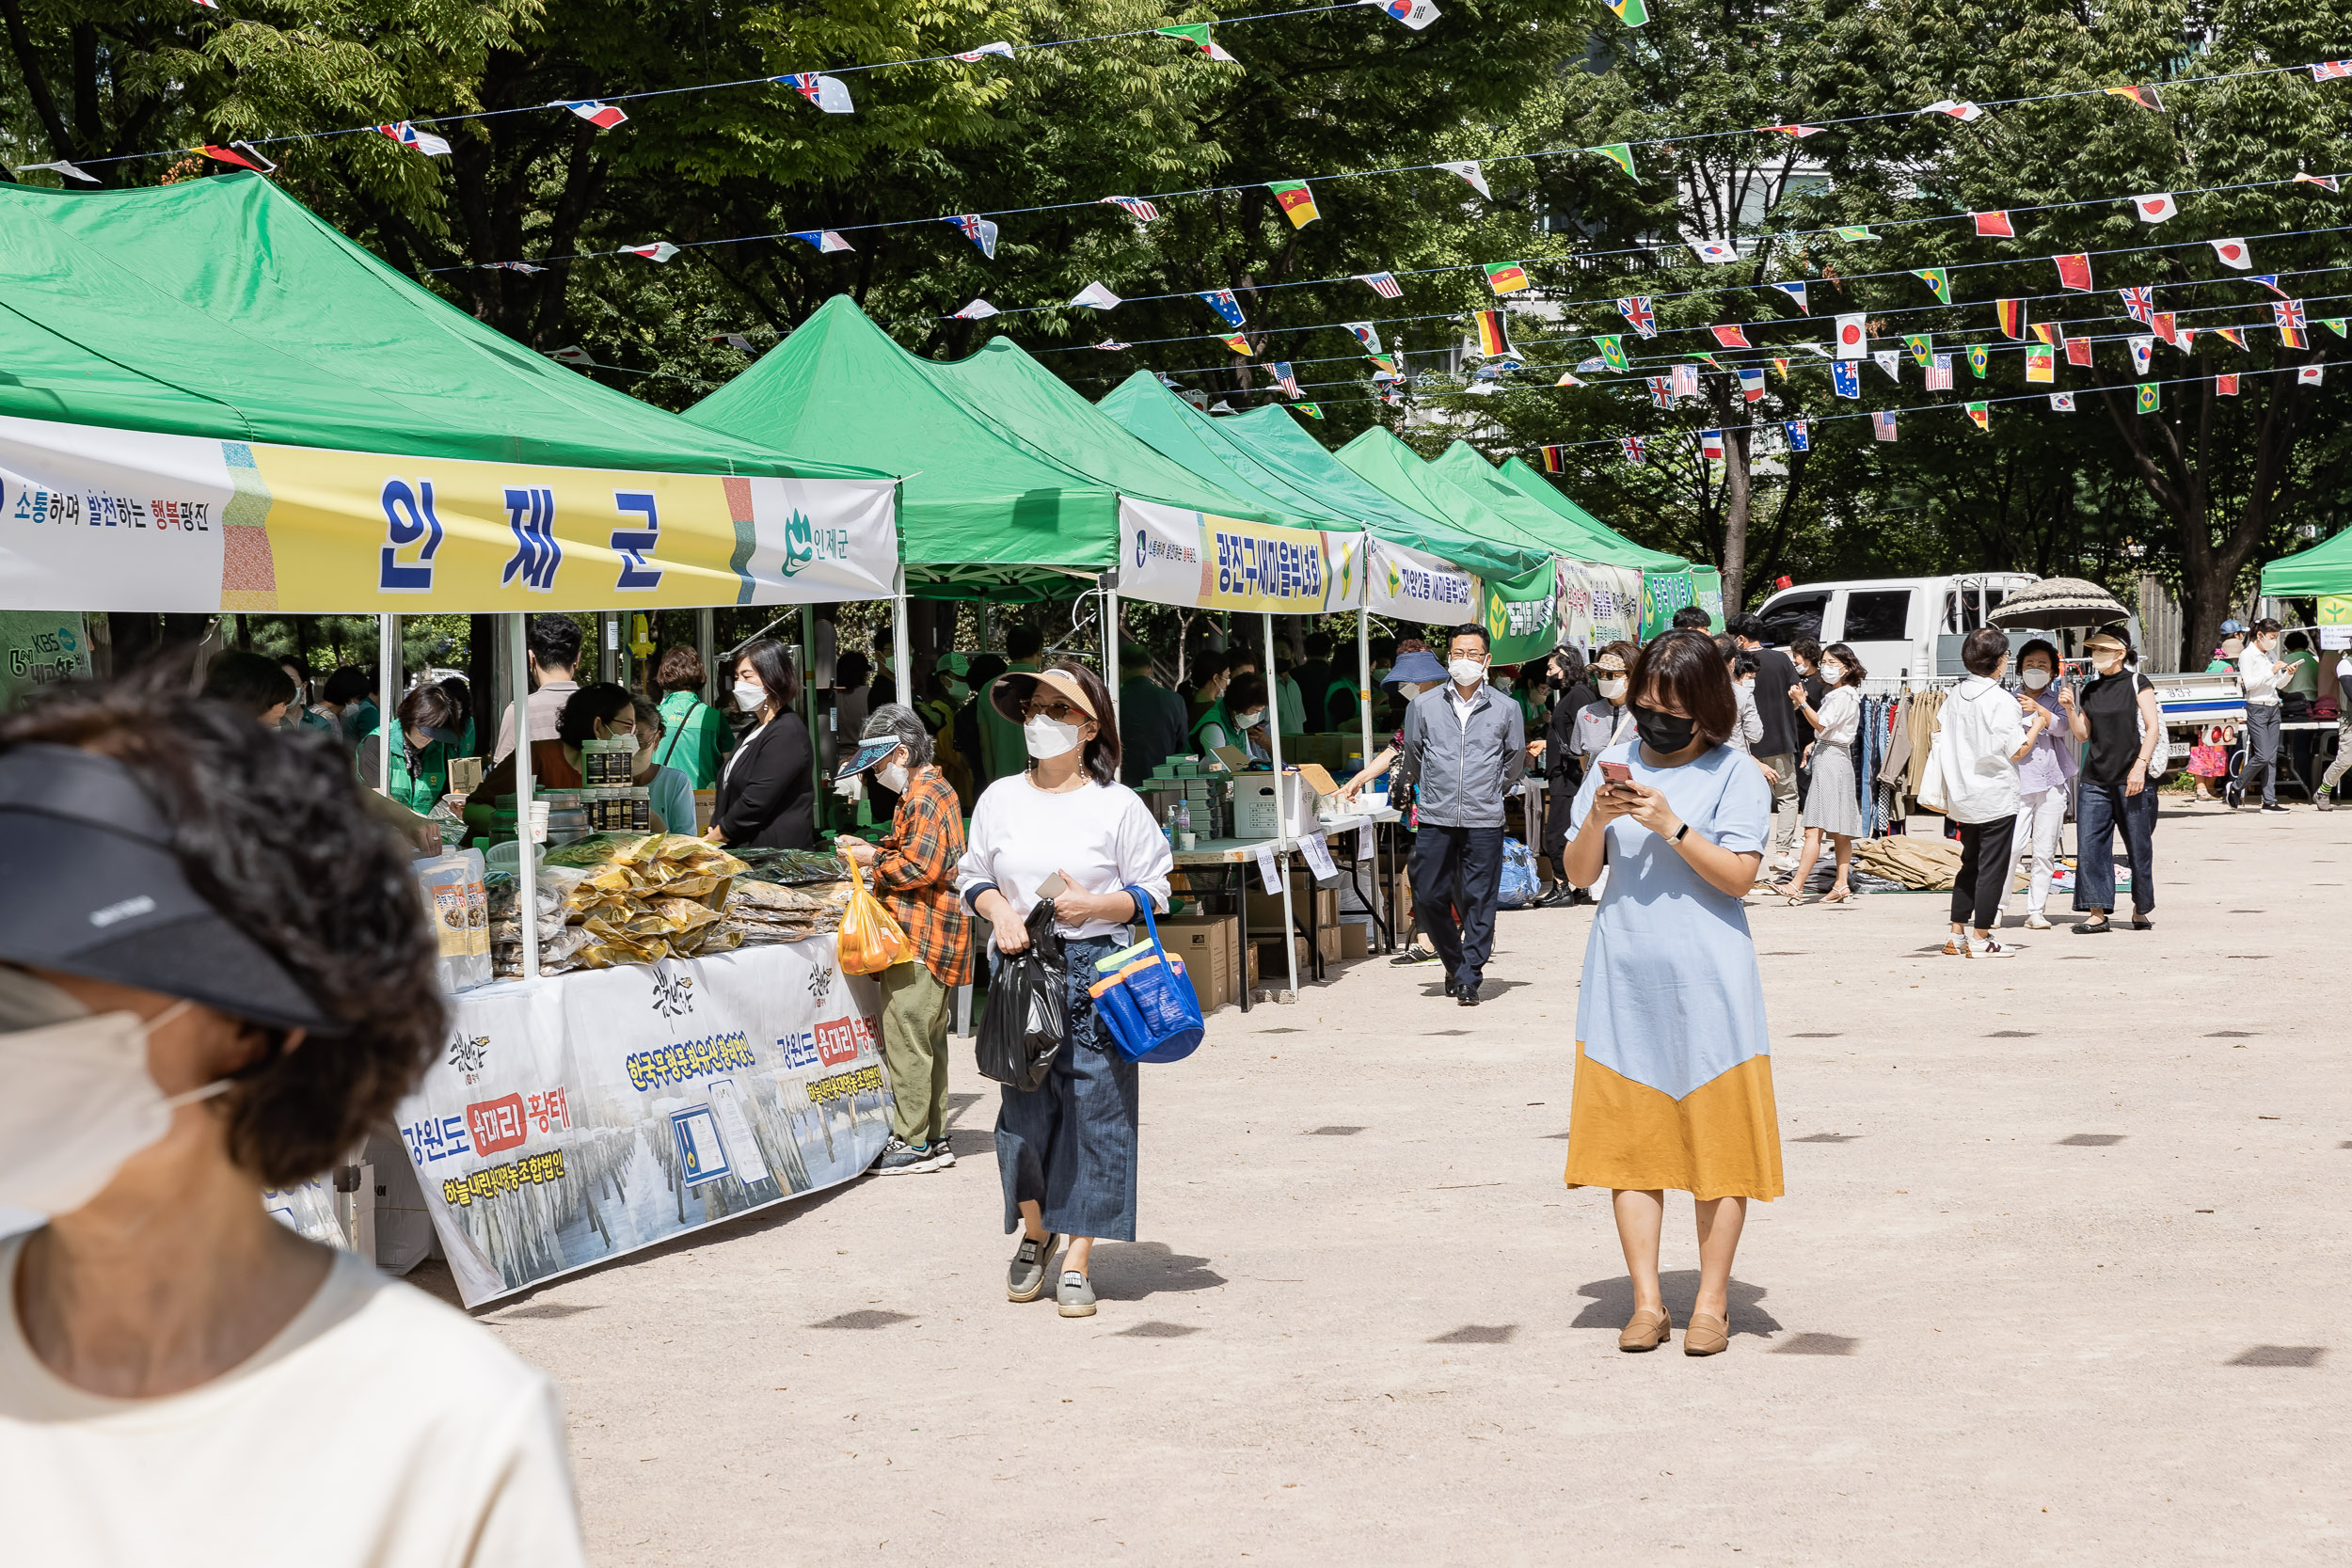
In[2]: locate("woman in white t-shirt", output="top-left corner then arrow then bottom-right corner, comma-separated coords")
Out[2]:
958,662 -> 1173,1321
0,681 -> 584,1568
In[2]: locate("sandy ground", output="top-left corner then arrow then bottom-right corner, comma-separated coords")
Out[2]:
417,799 -> 2351,1564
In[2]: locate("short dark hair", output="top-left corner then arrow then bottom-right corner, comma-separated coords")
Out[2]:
1791,635 -> 1824,663
835,651 -> 870,691
436,675 -> 471,729
278,653 -> 312,679
1005,622 -> 1045,660
1186,651 -> 1232,689
1672,605 -> 1714,632
2250,617 -> 2281,637
1713,633 -> 1739,661
655,645 -> 707,693
1629,628 -> 1740,748
732,637 -> 802,712
1728,613 -> 1767,642
966,653 -> 1008,689
1550,645 -> 1587,684
1226,673 -> 1270,716
0,673 -> 445,1186
527,614 -> 582,671
1732,652 -> 1759,677
199,650 -> 298,718
1821,641 -> 1867,686
322,666 -> 375,706
1447,624 -> 1490,653
1961,627 -> 2011,676
2017,639 -> 2061,673
1305,632 -> 1333,658
1371,637 -> 1398,662
1037,660 -> 1120,786
395,681 -> 458,734
2284,629 -> 2310,651
558,682 -> 637,744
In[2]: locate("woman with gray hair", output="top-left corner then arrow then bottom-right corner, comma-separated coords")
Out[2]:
834,705 -> 973,1176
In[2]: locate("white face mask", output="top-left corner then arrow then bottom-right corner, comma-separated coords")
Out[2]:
876,759 -> 909,794
1819,661 -> 1844,685
2091,651 -> 2123,673
1448,657 -> 1486,687
2022,668 -> 2053,690
1233,708 -> 1266,730
732,679 -> 767,713
1597,675 -> 1628,702
0,987 -> 219,1216
1025,714 -> 1083,759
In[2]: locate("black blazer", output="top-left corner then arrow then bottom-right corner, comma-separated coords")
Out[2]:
713,711 -> 816,848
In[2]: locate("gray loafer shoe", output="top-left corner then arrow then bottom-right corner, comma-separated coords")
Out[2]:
1007,1232 -> 1059,1302
1056,1269 -> 1098,1318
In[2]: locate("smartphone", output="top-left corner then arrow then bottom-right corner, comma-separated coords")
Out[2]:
1598,761 -> 1633,786
1034,871 -> 1070,900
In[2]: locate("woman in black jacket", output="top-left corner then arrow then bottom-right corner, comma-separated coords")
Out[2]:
706,638 -> 816,849
1541,646 -> 1597,900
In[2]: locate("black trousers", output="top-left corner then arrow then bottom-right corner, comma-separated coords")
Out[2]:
1408,823 -> 1504,989
1950,816 -> 2017,930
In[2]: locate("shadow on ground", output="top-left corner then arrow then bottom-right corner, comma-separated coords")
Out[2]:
1571,1271 -> 1785,1338
1087,1242 -> 1229,1302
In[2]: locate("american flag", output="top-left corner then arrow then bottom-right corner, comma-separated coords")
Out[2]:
1616,295 -> 1656,338
1356,272 -> 1404,298
1100,196 -> 1160,223
1926,354 -> 1953,390
2119,286 -> 2155,325
1271,361 -> 1300,398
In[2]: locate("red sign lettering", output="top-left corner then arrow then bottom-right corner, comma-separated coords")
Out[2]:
467,1093 -> 529,1155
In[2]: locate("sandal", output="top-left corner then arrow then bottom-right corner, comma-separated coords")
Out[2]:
1821,885 -> 1853,904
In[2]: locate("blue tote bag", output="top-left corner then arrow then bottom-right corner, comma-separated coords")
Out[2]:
1087,888 -> 1206,1064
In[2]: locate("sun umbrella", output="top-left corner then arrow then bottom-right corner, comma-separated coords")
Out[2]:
1987,577 -> 2130,630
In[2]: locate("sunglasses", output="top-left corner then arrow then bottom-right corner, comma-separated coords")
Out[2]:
1022,699 -> 1088,722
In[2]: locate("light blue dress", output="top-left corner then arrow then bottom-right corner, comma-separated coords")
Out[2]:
1567,741 -> 1772,1098
645,763 -> 697,837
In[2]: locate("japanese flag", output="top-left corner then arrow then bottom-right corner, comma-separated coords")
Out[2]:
2299,365 -> 2326,385
953,298 -> 999,320
2209,238 -> 2252,270
2131,192 -> 2177,223
622,242 -> 679,262
1833,313 -> 1867,358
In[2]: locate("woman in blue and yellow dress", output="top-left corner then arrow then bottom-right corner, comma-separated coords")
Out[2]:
1559,627 -> 1782,1357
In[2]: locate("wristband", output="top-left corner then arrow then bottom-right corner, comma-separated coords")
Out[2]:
1668,820 -> 1691,846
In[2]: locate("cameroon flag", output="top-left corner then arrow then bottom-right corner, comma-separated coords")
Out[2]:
1964,402 -> 1990,432
1485,261 -> 1530,295
1218,334 -> 1251,355
1267,181 -> 1320,228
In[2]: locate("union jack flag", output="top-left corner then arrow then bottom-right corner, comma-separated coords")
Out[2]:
2313,61 -> 2352,81
2274,298 -> 2308,346
1647,376 -> 1672,407
1356,272 -> 1404,298
1620,436 -> 1645,464
1616,295 -> 1656,338
2119,286 -> 2155,325
1100,196 -> 1160,223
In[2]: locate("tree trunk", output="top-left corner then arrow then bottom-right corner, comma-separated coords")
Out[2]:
1721,425 -> 1753,599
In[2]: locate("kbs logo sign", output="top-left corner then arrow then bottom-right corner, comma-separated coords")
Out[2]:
467,1093 -> 530,1155
813,1016 -> 878,1068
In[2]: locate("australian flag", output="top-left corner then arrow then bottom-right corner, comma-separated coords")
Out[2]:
946,214 -> 998,259
1832,360 -> 1860,398
1200,289 -> 1246,327
1785,419 -> 1810,451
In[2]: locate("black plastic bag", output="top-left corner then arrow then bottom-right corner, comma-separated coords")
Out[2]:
976,900 -> 1065,1091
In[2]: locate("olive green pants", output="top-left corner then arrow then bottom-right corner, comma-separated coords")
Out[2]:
877,960 -> 953,1148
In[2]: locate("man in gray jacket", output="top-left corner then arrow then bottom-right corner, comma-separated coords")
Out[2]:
1395,625 -> 1526,1006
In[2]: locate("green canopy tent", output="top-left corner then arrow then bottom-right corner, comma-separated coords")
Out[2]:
0,171 -> 901,981
1475,455 -> 1725,632
2260,532 -> 2352,598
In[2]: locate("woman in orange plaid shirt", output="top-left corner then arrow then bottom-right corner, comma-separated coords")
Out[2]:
834,705 -> 973,1176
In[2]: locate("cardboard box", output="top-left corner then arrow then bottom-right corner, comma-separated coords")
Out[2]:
1316,926 -> 1343,965
1232,772 -> 1313,838
1339,921 -> 1371,960
1245,880 -> 1339,930
1248,934 -> 1311,991
1158,914 -> 1237,1011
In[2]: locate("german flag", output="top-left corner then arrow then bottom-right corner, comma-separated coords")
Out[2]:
2032,322 -> 2062,347
1266,180 -> 1320,228
1996,298 -> 2026,339
1474,309 -> 1514,359
2105,84 -> 2164,111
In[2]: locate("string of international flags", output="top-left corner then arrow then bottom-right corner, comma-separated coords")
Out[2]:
375,53 -> 2349,280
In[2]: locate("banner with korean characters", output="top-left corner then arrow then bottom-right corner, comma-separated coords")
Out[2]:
1116,496 -> 1344,613
1363,535 -> 1483,626
394,939 -> 890,1307
0,412 -> 897,613
1556,562 -> 1644,651
1480,560 -> 1562,665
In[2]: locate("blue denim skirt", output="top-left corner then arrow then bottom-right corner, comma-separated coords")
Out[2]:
994,934 -> 1139,1242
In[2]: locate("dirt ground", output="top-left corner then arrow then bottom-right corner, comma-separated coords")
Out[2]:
419,799 -> 2351,1564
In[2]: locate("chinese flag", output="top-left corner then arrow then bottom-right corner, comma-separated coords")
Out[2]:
2053,253 -> 2094,292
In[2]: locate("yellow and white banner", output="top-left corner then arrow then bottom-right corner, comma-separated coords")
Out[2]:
1118,496 -> 1343,613
0,414 -> 897,611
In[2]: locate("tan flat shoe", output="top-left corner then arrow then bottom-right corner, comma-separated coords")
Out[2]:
1618,1307 -> 1672,1352
1683,1311 -> 1729,1356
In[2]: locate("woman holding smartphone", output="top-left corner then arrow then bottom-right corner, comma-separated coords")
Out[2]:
957,662 -> 1172,1320
1559,628 -> 1780,1356
1771,641 -> 1867,905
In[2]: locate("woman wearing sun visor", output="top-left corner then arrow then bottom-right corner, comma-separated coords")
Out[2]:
0,675 -> 586,1567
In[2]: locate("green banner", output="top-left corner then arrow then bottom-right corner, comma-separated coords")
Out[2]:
1482,561 -> 1561,665
1640,568 -> 1694,639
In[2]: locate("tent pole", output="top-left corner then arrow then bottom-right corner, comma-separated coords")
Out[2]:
1265,610 -> 1297,1003
697,609 -> 717,703
510,612 -> 540,983
1359,603 -> 1378,936
800,605 -> 822,835
891,566 -> 913,714
1104,584 -> 1121,730
375,614 -> 398,799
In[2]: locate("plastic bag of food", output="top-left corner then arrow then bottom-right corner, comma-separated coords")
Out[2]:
834,860 -> 912,974
413,849 -> 493,993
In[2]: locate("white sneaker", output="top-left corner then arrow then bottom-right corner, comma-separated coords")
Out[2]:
2024,913 -> 2053,931
1972,937 -> 2018,958
1771,855 -> 1799,873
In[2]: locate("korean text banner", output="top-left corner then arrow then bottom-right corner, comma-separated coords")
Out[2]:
1481,560 -> 1562,665
1364,536 -> 1482,625
395,941 -> 890,1307
1640,568 -> 1698,639
1118,496 -> 1335,612
0,414 -> 898,612
1557,562 -> 1644,650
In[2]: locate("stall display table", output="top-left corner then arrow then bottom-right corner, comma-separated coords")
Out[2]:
390,939 -> 886,1307
1174,809 -> 1401,1008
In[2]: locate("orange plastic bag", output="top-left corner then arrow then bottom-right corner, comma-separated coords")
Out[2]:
835,857 -> 913,974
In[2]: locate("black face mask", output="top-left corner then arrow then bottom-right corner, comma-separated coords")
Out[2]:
1630,702 -> 1697,754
